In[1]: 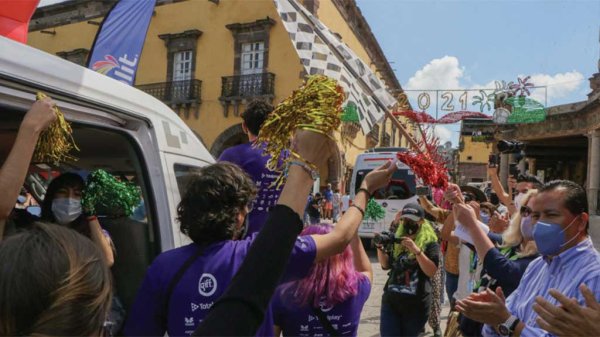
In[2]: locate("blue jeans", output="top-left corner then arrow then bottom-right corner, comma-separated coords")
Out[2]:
380,296 -> 429,337
445,271 -> 459,307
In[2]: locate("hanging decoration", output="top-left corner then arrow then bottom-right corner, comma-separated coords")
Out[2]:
33,92 -> 79,165
83,170 -> 141,216
365,198 -> 386,221
505,96 -> 546,124
257,75 -> 344,187
393,110 -> 491,124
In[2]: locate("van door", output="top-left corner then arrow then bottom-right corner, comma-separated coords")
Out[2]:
162,153 -> 209,248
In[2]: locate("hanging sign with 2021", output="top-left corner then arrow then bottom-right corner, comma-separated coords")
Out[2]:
398,78 -> 548,124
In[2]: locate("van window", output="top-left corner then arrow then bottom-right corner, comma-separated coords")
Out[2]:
1,112 -> 156,312
173,164 -> 202,198
354,169 -> 416,200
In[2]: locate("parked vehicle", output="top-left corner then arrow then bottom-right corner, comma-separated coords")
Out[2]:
0,36 -> 214,309
349,148 -> 417,241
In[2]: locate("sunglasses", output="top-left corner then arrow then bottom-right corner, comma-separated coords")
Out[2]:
520,206 -> 532,217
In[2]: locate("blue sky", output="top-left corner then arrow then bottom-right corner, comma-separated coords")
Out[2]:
356,0 -> 600,145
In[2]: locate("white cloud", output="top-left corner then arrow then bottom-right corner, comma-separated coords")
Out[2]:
526,71 -> 585,104
405,56 -> 464,90
433,125 -> 453,144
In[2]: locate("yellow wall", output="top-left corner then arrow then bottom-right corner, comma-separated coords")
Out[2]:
459,135 -> 492,163
28,0 -> 410,171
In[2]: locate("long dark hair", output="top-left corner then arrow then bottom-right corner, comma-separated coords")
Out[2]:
41,173 -> 90,237
0,222 -> 112,336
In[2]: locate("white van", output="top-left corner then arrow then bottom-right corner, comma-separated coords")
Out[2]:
0,37 -> 214,309
349,148 -> 418,241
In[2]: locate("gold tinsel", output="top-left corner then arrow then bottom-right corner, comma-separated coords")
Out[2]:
257,75 -> 345,187
33,92 -> 79,164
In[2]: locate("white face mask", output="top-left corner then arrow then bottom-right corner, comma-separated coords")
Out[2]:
514,193 -> 526,210
51,198 -> 82,225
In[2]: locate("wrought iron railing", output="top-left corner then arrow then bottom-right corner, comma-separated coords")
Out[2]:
137,79 -> 201,104
220,73 -> 275,99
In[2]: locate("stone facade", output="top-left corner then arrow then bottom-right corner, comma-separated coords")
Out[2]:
458,163 -> 487,184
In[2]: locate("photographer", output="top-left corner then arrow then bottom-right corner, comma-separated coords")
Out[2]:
375,203 -> 440,337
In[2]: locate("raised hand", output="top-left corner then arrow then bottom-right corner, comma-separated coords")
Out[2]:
534,284 -> 600,336
22,97 -> 57,134
456,287 -> 511,325
444,183 -> 464,204
361,161 -> 395,195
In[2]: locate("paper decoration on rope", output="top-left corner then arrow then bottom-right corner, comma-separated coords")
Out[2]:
505,97 -> 546,124
365,198 -> 386,221
274,0 -> 397,134
83,170 -> 141,216
394,110 -> 491,124
33,92 -> 79,165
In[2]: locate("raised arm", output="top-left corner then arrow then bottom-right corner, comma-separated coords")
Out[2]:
0,99 -> 56,237
350,233 -> 372,282
311,161 -> 395,262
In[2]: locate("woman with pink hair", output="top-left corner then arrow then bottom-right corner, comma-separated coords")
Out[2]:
272,224 -> 372,336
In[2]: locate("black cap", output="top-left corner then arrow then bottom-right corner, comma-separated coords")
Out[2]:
400,203 -> 424,221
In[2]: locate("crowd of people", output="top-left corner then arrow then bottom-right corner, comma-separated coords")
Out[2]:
0,98 -> 599,337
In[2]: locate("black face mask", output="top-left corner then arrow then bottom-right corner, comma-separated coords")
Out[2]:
404,221 -> 420,235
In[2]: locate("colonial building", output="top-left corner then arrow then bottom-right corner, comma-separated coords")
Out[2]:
496,59 -> 600,249
457,118 -> 495,184
27,0 -> 414,190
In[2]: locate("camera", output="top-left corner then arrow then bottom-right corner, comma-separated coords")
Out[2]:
373,231 -> 402,246
416,186 -> 430,196
497,140 -> 525,154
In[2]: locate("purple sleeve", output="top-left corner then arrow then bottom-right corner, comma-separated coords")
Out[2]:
123,263 -> 167,336
280,235 -> 317,283
218,148 -> 234,162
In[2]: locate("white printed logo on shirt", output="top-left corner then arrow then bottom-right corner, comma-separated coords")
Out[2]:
185,317 -> 194,326
198,273 -> 217,297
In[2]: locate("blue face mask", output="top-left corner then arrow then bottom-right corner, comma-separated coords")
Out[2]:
480,212 -> 491,224
533,216 -> 580,256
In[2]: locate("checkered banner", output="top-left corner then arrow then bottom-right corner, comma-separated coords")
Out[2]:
274,0 -> 397,134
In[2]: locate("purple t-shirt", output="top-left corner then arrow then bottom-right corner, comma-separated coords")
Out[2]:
219,142 -> 283,237
123,234 -> 316,337
272,276 -> 371,337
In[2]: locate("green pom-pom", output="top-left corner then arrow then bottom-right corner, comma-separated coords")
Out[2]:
365,198 -> 386,221
82,170 -> 141,216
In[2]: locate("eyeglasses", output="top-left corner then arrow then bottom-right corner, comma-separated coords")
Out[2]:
520,206 -> 532,217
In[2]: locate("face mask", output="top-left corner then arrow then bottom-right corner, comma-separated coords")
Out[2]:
520,215 -> 534,240
404,221 -> 419,235
514,193 -> 526,210
51,198 -> 82,225
480,212 -> 491,224
533,216 -> 580,256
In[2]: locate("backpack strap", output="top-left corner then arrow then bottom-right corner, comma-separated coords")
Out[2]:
163,246 -> 205,325
310,306 -> 340,337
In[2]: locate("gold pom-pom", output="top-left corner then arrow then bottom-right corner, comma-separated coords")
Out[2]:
257,75 -> 345,187
33,92 -> 79,164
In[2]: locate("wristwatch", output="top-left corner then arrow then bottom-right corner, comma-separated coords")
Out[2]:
497,315 -> 520,336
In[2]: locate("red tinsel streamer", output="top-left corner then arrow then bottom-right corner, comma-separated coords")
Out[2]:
397,151 -> 448,189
